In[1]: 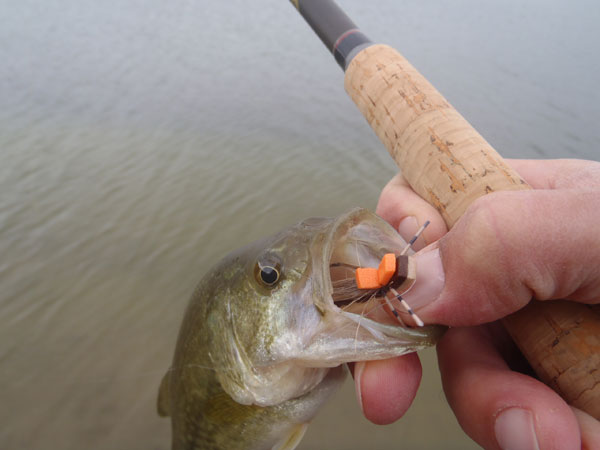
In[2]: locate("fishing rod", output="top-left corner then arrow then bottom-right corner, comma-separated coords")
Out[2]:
289,0 -> 600,419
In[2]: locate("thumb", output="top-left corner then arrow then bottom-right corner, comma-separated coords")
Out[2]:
401,189 -> 600,326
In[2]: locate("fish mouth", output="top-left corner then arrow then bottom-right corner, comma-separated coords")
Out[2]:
320,208 -> 443,339
297,208 -> 444,366
325,209 -> 407,324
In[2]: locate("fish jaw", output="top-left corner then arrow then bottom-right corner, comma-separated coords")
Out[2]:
295,311 -> 445,366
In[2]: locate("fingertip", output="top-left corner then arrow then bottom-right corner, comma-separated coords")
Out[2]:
354,354 -> 422,425
376,173 -> 447,249
397,215 -> 419,245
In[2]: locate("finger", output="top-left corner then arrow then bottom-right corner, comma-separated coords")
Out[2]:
437,326 -> 581,450
376,172 -> 447,250
506,158 -> 600,190
352,353 -> 422,425
402,187 -> 600,326
570,407 -> 600,449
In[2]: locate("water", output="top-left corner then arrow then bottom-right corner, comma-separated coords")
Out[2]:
1,0 -> 598,449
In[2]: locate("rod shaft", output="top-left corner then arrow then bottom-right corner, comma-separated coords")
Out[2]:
290,0 -> 372,69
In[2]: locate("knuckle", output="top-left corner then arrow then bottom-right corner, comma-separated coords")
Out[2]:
443,193 -> 535,317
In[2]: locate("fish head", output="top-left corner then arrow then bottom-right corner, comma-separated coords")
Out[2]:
204,213 -> 332,407
200,208 -> 445,407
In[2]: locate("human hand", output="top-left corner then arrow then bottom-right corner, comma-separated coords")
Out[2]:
353,159 -> 600,449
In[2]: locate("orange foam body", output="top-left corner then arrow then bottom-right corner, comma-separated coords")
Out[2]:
355,253 -> 397,290
377,253 -> 396,285
355,268 -> 380,289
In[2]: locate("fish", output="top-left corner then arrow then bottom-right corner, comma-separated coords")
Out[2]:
157,208 -> 445,450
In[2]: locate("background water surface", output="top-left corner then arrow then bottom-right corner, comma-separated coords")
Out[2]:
1,0 -> 599,449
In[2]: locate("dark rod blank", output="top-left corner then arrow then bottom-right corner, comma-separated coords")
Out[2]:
290,0 -> 372,69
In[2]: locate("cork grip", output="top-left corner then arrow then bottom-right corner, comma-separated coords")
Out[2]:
345,44 -> 600,419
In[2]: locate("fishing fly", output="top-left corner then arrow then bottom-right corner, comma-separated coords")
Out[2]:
332,220 -> 430,328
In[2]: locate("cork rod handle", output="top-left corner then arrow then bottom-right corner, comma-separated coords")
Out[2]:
344,44 -> 600,419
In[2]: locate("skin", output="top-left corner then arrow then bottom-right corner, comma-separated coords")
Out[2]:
355,159 -> 600,449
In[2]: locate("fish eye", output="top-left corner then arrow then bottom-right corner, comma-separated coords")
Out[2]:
259,266 -> 279,286
255,259 -> 281,287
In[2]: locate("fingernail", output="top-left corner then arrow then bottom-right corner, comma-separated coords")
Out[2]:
495,408 -> 540,450
397,216 -> 420,244
354,361 -> 366,414
401,247 -> 445,311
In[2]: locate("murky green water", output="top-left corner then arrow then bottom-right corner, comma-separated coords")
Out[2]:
1,0 -> 598,449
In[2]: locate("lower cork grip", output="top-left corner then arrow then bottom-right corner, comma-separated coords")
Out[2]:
344,43 -> 600,419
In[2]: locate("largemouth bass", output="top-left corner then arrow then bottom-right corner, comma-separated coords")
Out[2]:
158,208 -> 445,450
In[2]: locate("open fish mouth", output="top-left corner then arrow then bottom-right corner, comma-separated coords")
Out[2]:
304,208 -> 445,362
327,208 -> 414,322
